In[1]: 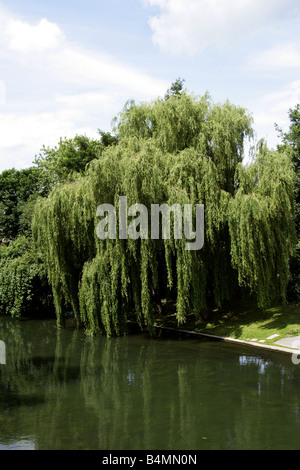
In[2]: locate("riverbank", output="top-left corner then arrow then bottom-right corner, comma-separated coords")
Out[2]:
150,300 -> 300,355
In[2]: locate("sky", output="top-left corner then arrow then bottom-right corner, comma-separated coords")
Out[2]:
0,0 -> 300,172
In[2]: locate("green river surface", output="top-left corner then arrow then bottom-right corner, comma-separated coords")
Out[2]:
1,315 -> 300,450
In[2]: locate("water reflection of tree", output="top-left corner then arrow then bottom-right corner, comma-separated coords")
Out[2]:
1,318 -> 300,450
78,339 -> 300,450
0,319 -> 91,449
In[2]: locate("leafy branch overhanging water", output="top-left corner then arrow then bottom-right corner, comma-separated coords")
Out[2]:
32,91 -> 296,335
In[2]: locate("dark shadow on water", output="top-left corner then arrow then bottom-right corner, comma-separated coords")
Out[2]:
30,356 -> 64,367
0,389 -> 46,408
28,356 -> 83,382
28,356 -> 102,382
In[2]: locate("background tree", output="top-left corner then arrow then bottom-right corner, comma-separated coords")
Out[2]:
0,236 -> 54,318
276,104 -> 300,301
0,133 -> 107,318
34,134 -> 102,191
164,77 -> 185,100
97,129 -> 118,148
0,167 -> 44,240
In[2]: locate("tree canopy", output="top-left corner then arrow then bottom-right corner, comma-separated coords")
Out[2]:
164,77 -> 185,100
276,104 -> 300,300
34,134 -> 103,192
32,90 -> 296,336
0,235 -> 54,318
0,167 -> 45,239
0,132 -> 112,319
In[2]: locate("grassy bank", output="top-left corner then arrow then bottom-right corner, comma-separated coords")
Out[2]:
153,300 -> 300,348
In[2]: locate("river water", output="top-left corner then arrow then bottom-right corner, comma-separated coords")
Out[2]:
1,316 -> 300,450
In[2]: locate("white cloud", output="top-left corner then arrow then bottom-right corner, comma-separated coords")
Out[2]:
0,9 -> 167,100
4,17 -> 64,53
145,0 -> 300,55
0,107 -> 102,172
0,110 -> 78,151
247,80 -> 300,149
248,42 -> 300,70
55,91 -> 119,110
50,47 -> 167,98
0,9 -> 169,172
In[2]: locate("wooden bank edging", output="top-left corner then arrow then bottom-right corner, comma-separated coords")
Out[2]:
150,323 -> 299,356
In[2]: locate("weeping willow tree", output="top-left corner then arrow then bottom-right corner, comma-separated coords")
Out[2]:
32,90 -> 296,336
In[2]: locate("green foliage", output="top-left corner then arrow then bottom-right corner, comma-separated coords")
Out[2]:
276,105 -> 300,233
34,134 -> 102,191
0,236 -> 54,318
0,167 -> 44,239
164,77 -> 185,100
228,143 -> 296,307
276,104 -> 300,158
0,129 -> 114,320
97,129 -> 118,147
32,91 -> 295,336
276,104 -> 300,301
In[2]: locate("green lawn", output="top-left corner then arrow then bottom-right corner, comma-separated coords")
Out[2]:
154,300 -> 300,347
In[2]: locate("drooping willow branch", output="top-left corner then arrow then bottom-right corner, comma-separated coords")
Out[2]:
32,93 -> 296,335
